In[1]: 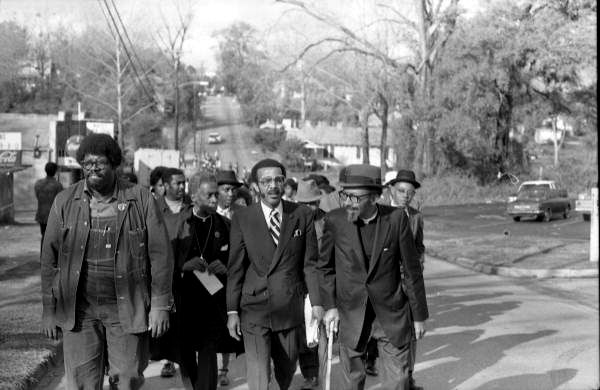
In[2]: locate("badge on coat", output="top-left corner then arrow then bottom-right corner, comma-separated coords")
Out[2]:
293,229 -> 302,237
215,231 -> 221,238
118,202 -> 127,211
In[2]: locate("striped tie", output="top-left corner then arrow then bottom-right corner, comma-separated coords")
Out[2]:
269,209 -> 281,246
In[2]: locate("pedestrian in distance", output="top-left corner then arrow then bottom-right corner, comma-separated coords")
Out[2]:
226,158 -> 323,390
40,133 -> 173,390
35,161 -> 63,243
295,179 -> 328,390
214,169 -> 245,386
318,164 -> 428,390
170,174 -> 241,390
384,169 -> 425,390
282,177 -> 298,202
149,166 -> 168,199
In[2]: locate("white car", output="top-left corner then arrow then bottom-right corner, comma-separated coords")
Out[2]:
207,132 -> 223,144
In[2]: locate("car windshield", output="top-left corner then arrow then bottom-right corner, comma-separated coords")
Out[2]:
518,185 -> 549,199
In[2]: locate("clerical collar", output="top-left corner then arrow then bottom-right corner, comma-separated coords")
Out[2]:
360,209 -> 378,225
193,207 -> 211,221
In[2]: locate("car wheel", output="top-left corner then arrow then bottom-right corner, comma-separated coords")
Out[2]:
583,213 -> 591,222
513,216 -> 521,222
543,208 -> 552,222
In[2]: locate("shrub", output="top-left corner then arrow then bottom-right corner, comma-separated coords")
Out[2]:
278,137 -> 305,170
253,128 -> 286,152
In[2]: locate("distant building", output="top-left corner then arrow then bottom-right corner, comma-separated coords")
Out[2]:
286,118 -> 396,168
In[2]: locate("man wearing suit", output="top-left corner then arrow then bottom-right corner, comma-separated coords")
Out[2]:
226,158 -> 323,390
318,164 -> 428,390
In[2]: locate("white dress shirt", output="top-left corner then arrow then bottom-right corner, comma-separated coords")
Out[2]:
260,199 -> 284,226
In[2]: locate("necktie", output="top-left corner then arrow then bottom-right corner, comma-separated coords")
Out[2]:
269,209 -> 280,246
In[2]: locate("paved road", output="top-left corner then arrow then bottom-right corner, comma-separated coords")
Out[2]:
39,256 -> 598,390
183,96 -> 263,174
423,203 -> 590,241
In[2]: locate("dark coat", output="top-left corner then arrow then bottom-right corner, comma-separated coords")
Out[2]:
171,206 -> 243,353
317,205 -> 428,349
226,200 -> 321,331
40,179 -> 173,333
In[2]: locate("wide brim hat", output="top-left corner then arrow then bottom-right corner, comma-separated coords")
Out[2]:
216,170 -> 242,187
302,173 -> 329,186
385,169 -> 421,189
295,179 -> 323,203
338,164 -> 383,189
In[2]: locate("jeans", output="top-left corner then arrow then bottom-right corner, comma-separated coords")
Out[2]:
63,301 -> 149,390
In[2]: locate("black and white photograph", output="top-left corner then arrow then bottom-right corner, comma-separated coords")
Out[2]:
0,0 -> 597,389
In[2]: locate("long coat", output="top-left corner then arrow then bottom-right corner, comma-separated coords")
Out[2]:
317,204 -> 429,349
226,200 -> 321,331
171,206 -> 242,353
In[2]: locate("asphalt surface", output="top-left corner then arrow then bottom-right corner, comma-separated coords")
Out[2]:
184,96 -> 261,173
39,256 -> 598,390
423,203 -> 590,241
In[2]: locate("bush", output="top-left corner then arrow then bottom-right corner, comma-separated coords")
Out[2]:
253,128 -> 286,152
278,137 -> 305,170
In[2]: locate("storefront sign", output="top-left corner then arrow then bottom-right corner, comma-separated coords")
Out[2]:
0,150 -> 22,168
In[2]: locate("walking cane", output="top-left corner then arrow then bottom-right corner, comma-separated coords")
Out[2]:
325,323 -> 334,390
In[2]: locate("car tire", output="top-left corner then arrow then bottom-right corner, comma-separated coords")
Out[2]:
513,216 -> 521,222
543,209 -> 552,222
583,213 -> 591,222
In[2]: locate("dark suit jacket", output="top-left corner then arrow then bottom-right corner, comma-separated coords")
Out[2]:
226,200 -> 320,331
318,204 -> 428,349
407,205 -> 425,264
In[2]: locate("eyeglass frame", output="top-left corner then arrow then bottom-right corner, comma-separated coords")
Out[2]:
81,157 -> 111,170
339,190 -> 374,204
258,175 -> 286,186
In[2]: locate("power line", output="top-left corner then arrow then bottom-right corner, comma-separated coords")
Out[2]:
108,0 -> 160,100
97,0 -> 156,106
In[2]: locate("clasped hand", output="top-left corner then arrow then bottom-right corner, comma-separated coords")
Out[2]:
182,257 -> 227,275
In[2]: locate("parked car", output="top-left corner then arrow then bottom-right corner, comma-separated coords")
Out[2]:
506,180 -> 570,222
575,186 -> 597,221
207,132 -> 223,144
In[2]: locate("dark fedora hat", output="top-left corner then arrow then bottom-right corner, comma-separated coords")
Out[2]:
385,169 -> 421,189
339,164 -> 383,189
216,170 -> 242,187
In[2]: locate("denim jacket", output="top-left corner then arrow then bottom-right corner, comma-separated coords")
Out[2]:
41,179 -> 174,333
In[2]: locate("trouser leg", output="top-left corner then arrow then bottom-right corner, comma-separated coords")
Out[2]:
242,323 -> 271,390
104,313 -> 148,390
63,319 -> 106,390
376,337 -> 411,390
338,342 -> 367,390
195,344 -> 218,390
298,323 -> 319,379
409,339 -> 417,385
271,326 -> 300,390
365,337 -> 379,365
179,347 -> 198,390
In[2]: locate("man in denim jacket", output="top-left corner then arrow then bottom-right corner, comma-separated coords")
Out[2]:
40,133 -> 173,390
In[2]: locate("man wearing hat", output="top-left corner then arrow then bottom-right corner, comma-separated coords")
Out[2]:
318,164 -> 428,390
226,158 -> 323,390
216,169 -> 243,221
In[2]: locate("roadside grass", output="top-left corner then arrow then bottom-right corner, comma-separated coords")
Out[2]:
425,232 -> 594,270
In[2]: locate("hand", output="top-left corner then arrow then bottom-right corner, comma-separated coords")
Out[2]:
414,321 -> 426,340
227,313 -> 242,341
42,316 -> 61,340
182,256 -> 208,272
323,308 -> 339,336
206,260 -> 227,275
148,309 -> 170,338
311,305 -> 325,324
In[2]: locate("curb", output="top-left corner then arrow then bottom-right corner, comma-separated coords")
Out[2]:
18,340 -> 63,390
428,250 -> 599,279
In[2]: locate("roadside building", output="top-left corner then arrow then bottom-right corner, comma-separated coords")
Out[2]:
0,132 -> 31,223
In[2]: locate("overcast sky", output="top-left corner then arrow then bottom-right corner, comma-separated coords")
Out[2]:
0,0 -> 483,72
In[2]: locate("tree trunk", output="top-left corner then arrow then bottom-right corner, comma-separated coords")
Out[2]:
174,59 -> 180,150
360,107 -> 370,164
416,0 -> 433,176
379,97 -> 389,172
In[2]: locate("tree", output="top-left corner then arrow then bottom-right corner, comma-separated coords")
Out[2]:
0,21 -> 30,111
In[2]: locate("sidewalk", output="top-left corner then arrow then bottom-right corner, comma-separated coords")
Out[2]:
425,230 -> 598,278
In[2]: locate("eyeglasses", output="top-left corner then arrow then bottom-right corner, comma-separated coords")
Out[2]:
82,158 -> 110,170
259,176 -> 285,186
340,190 -> 372,203
394,188 -> 416,196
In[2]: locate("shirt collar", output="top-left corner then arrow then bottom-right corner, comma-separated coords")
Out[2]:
360,208 -> 378,225
260,199 -> 283,219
